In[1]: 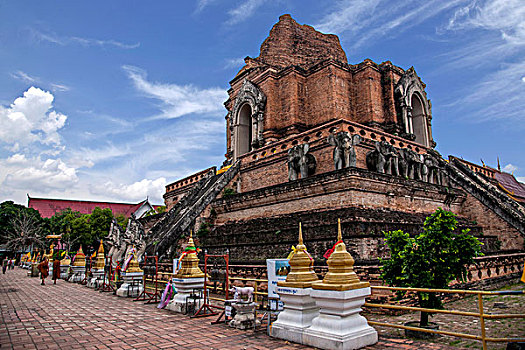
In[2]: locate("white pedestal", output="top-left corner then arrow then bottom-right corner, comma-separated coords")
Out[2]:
302,287 -> 377,350
271,286 -> 319,343
87,269 -> 105,288
229,302 -> 259,330
60,265 -> 69,279
68,266 -> 85,283
116,271 -> 144,297
166,277 -> 204,314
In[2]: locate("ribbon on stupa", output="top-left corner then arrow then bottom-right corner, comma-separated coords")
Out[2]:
122,247 -> 136,272
323,240 -> 343,259
157,282 -> 176,309
174,242 -> 201,274
287,245 -> 313,262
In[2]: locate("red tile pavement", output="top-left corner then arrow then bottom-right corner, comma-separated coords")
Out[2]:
1,268 -> 459,350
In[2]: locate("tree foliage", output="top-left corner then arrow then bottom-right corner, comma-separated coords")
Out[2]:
380,208 -> 482,326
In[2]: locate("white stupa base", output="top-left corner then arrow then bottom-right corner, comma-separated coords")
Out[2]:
68,266 -> 85,283
116,271 -> 144,297
166,277 -> 204,314
302,287 -> 378,350
87,269 -> 105,288
271,286 -> 319,343
60,265 -> 69,279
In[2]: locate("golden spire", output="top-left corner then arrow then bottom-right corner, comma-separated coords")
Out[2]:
72,245 -> 86,267
313,219 -> 369,291
174,231 -> 204,278
94,239 -> 105,270
278,223 -> 319,288
125,246 -> 143,273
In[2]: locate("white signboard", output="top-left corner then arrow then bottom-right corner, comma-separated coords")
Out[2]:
266,258 -> 290,299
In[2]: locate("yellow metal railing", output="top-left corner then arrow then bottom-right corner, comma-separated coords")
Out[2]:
365,286 -> 525,350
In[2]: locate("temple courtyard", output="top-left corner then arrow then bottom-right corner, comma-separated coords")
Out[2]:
0,268 -> 463,350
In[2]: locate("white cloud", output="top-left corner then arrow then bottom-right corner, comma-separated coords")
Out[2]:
50,83 -> 70,92
0,155 -> 78,194
446,0 -> 525,45
453,60 -> 525,122
90,178 -> 167,202
224,57 -> 246,69
0,87 -> 67,150
32,29 -> 140,49
316,0 -> 466,50
227,0 -> 266,26
503,163 -> 518,173
517,176 -> 525,183
315,0 -> 381,36
122,65 -> 227,120
195,0 -> 217,13
10,70 -> 38,84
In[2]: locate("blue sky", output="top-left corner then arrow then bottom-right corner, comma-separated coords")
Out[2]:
1,0 -> 524,206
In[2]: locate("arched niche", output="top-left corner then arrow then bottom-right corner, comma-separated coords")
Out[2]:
229,79 -> 266,160
395,67 -> 433,148
235,103 -> 253,157
410,93 -> 429,146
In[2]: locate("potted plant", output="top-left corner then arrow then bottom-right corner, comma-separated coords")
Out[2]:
381,208 -> 482,338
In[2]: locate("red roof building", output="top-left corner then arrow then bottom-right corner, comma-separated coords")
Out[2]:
27,196 -> 159,218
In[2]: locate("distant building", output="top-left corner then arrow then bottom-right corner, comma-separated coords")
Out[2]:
27,196 -> 160,219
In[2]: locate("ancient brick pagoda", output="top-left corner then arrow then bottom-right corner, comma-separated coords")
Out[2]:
138,15 -> 524,282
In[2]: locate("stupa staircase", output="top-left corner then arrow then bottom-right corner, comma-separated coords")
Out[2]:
446,158 -> 525,236
144,161 -> 240,261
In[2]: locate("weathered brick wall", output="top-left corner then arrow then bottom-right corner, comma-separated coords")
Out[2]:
459,192 -> 524,250
257,14 -> 347,69
225,15 -> 413,152
203,205 -> 491,265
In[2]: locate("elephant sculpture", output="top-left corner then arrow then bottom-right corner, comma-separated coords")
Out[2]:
401,149 -> 424,180
287,143 -> 316,181
424,154 -> 441,185
366,141 -> 397,174
327,131 -> 361,170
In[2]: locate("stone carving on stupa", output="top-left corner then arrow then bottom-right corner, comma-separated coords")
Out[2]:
287,143 -> 316,181
327,131 -> 361,170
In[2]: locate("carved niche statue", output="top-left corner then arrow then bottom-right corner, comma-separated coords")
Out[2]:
287,143 -> 317,181
424,154 -> 441,185
366,141 -> 397,174
399,148 -> 423,180
327,131 -> 361,170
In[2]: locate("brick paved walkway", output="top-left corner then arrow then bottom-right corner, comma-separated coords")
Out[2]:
1,268 -> 459,349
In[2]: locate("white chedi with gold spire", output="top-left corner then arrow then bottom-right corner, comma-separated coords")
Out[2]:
167,231 -> 206,314
272,223 -> 320,344
303,219 -> 378,350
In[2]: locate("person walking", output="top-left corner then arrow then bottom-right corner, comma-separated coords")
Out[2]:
2,257 -> 8,274
37,257 -> 49,285
10,258 -> 15,270
52,256 -> 61,284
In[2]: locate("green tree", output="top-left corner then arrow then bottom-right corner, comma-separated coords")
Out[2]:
381,208 -> 482,327
89,207 -> 113,243
114,214 -> 128,231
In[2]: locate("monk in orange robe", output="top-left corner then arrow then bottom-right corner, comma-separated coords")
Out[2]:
52,258 -> 61,284
37,257 -> 49,285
